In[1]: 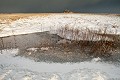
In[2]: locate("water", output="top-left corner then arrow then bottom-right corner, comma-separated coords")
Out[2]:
0,31 -> 62,49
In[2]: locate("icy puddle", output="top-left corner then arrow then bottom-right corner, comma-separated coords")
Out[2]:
0,49 -> 120,80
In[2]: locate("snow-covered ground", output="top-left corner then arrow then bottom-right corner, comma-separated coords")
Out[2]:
0,14 -> 120,80
0,49 -> 120,80
0,14 -> 120,41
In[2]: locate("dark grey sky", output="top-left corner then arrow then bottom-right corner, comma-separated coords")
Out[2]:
0,0 -> 120,13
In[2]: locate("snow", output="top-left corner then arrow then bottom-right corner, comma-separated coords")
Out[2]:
0,14 -> 120,79
0,14 -> 120,41
91,57 -> 101,62
48,74 -> 60,80
0,48 -> 120,79
26,48 -> 38,52
40,47 -> 49,51
0,70 -> 12,80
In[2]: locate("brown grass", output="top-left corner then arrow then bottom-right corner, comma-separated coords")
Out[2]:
57,26 -> 118,57
0,13 -> 51,24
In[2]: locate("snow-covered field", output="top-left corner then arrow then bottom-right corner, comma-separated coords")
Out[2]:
0,49 -> 120,80
0,14 -> 120,41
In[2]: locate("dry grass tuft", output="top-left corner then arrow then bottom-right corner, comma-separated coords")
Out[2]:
57,26 -> 118,57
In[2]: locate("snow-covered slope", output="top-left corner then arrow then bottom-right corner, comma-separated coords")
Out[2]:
0,14 -> 120,40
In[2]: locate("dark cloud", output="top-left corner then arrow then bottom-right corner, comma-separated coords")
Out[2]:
0,0 -> 120,13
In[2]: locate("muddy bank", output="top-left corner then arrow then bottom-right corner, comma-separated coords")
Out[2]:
0,31 -> 120,63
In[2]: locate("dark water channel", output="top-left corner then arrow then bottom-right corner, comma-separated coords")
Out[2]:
0,31 -> 62,49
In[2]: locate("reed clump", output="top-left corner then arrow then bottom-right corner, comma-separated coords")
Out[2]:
57,26 -> 118,57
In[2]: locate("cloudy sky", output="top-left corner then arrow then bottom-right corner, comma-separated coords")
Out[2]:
0,0 -> 120,13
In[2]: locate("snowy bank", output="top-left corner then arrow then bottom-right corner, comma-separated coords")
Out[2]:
0,14 -> 120,41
